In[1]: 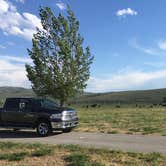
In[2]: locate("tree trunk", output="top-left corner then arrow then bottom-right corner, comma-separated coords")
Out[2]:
60,100 -> 64,107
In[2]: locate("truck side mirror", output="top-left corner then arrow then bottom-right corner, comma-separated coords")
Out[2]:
19,102 -> 25,110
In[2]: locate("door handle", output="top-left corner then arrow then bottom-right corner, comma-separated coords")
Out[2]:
26,114 -> 34,118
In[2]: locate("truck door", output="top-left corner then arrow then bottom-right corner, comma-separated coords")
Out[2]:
2,99 -> 37,127
1,98 -> 20,126
18,99 -> 37,126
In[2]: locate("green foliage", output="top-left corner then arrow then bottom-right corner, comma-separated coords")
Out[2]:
26,6 -> 93,106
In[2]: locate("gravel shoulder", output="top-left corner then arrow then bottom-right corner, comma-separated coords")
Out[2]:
0,129 -> 166,154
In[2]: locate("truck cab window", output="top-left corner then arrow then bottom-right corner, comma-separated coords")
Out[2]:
5,99 -> 19,112
40,99 -> 58,109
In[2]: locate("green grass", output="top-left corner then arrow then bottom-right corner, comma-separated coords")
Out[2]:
74,106 -> 166,135
64,153 -> 90,166
0,152 -> 28,161
0,142 -> 165,165
58,144 -> 166,166
0,142 -> 54,161
31,147 -> 53,157
0,141 -> 22,149
64,153 -> 104,166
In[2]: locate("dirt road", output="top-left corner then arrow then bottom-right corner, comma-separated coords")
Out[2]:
0,130 -> 166,154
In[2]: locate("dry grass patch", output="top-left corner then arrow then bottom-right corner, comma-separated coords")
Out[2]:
74,106 -> 166,135
0,142 -> 166,166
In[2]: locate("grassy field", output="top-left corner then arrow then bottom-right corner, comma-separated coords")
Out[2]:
0,142 -> 166,166
74,106 -> 166,136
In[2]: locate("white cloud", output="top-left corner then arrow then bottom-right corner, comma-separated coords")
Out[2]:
23,12 -> 42,29
56,2 -> 66,10
0,55 -> 31,87
0,42 -> 15,49
0,0 -> 9,14
7,41 -> 15,46
87,70 -> 166,92
116,8 -> 138,17
144,62 -> 166,68
15,0 -> 25,3
129,38 -> 161,56
0,55 -> 32,63
158,41 -> 166,50
0,0 -> 42,40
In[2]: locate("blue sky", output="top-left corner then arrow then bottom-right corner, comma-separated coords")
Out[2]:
0,0 -> 166,92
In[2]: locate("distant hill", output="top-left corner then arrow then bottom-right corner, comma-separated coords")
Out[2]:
0,87 -> 166,105
70,88 -> 166,105
0,87 -> 34,102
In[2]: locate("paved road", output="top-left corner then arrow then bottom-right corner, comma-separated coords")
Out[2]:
0,130 -> 166,154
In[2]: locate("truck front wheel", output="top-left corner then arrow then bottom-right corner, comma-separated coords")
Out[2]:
36,121 -> 51,137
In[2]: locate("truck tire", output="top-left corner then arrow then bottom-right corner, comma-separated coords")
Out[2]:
36,121 -> 51,137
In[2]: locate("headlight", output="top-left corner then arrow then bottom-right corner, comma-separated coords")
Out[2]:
50,113 -> 62,119
62,110 -> 77,115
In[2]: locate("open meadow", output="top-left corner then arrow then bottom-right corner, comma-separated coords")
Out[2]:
0,142 -> 166,166
74,106 -> 166,136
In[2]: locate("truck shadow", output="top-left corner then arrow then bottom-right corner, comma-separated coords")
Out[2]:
0,129 -> 62,138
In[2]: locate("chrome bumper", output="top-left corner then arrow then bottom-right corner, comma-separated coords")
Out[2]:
51,120 -> 78,129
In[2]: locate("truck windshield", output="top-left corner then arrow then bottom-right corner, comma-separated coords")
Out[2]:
40,99 -> 58,109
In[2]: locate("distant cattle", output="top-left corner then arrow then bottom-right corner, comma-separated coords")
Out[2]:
83,104 -> 102,109
91,104 -> 98,108
115,105 -> 121,108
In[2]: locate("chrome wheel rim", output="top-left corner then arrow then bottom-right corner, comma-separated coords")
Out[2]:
38,123 -> 48,135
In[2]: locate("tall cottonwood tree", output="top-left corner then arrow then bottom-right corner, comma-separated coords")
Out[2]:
26,6 -> 94,106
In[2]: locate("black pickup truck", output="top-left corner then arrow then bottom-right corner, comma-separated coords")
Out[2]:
0,98 -> 78,136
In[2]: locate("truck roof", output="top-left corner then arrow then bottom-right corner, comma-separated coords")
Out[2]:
5,97 -> 44,101
5,97 -> 54,101
6,97 -> 35,99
